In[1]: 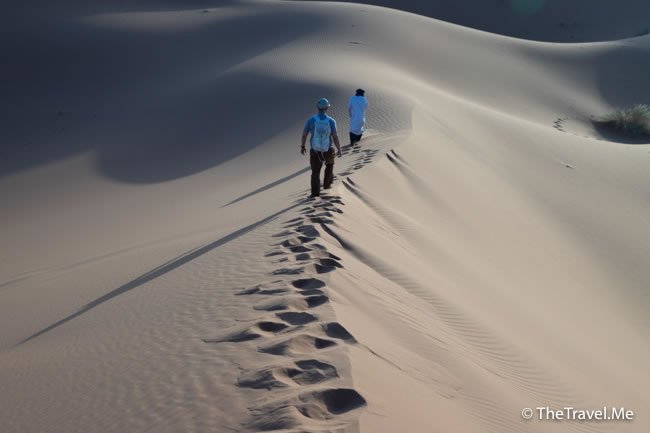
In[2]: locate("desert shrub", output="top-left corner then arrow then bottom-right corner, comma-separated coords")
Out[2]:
596,104 -> 650,136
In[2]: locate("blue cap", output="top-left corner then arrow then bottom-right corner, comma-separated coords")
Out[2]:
317,98 -> 331,109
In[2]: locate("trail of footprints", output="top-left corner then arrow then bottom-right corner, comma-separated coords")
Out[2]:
205,195 -> 365,432
339,145 -> 379,177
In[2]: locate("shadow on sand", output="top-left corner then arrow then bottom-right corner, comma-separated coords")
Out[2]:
18,200 -> 308,345
0,5 -> 332,183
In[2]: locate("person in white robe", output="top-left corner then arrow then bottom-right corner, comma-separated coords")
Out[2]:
348,88 -> 369,145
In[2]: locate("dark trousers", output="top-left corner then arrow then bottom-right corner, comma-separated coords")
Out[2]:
349,132 -> 363,145
310,148 -> 334,196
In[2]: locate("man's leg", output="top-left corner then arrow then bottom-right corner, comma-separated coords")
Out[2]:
349,132 -> 355,145
323,148 -> 335,189
310,150 -> 323,196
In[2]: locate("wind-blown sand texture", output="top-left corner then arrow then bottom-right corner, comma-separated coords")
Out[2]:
1,1 -> 649,432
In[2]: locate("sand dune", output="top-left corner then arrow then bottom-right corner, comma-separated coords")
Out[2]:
291,0 -> 650,42
1,0 -> 649,432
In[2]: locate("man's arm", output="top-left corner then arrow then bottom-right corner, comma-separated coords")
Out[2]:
301,118 -> 312,155
332,132 -> 342,157
301,131 -> 308,154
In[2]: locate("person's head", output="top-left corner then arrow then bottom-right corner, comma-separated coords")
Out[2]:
317,98 -> 330,112
355,88 -> 365,96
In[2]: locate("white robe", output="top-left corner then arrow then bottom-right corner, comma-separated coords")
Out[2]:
348,95 -> 368,135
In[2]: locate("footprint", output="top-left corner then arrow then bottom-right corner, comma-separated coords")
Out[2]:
281,237 -> 316,247
236,287 -> 261,295
295,359 -> 338,373
319,258 -> 343,268
247,388 -> 364,430
322,322 -> 356,342
313,263 -> 337,274
257,321 -> 290,333
253,295 -> 328,311
203,321 -> 289,343
305,295 -> 329,308
313,251 -> 341,260
238,366 -> 312,389
254,298 -> 291,311
296,388 -> 367,419
272,230 -> 294,238
291,360 -> 339,385
298,289 -> 325,296
295,225 -> 320,237
236,286 -> 289,296
237,368 -> 290,390
259,334 -> 337,355
239,360 -> 338,390
296,251 -> 339,261
247,406 -> 297,431
272,268 -> 304,276
325,207 -> 344,214
257,288 -> 289,295
306,214 -> 335,223
276,311 -> 317,325
292,278 -> 326,290
307,212 -> 334,218
203,329 -> 260,343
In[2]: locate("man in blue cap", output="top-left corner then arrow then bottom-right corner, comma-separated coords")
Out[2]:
301,98 -> 342,198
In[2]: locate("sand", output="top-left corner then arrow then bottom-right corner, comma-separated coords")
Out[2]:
1,0 -> 649,432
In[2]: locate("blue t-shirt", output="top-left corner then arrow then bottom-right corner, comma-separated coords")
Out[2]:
303,113 -> 337,150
